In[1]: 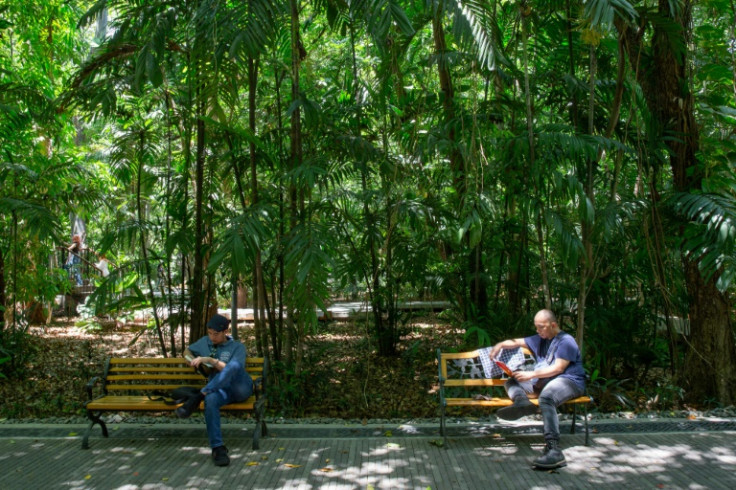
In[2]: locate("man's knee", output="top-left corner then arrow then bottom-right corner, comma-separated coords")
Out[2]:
538,391 -> 556,407
205,391 -> 226,409
221,360 -> 243,375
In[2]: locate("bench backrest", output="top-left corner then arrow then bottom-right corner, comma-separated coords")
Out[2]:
101,357 -> 268,395
437,347 -> 534,388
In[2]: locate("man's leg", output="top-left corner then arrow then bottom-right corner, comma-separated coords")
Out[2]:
497,378 -> 538,420
533,377 -> 584,469
201,362 -> 254,466
203,390 -> 230,466
202,361 -> 254,402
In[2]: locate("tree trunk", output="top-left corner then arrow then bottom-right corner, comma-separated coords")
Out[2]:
618,1 -> 736,405
432,1 -> 488,323
0,246 -> 5,331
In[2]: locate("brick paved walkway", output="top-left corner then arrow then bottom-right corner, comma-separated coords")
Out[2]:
1,421 -> 734,489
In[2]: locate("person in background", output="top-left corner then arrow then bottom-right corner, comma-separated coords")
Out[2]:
63,234 -> 83,286
94,253 -> 110,278
178,314 -> 254,467
488,309 -> 586,470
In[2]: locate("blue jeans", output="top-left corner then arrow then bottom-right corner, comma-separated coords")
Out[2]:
201,361 -> 254,448
505,376 -> 584,442
64,258 -> 83,286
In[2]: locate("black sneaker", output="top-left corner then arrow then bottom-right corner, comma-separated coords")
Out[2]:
175,392 -> 204,419
496,400 -> 538,420
212,445 -> 230,466
533,440 -> 567,469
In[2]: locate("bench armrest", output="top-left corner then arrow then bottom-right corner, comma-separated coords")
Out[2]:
253,376 -> 266,399
85,376 -> 105,401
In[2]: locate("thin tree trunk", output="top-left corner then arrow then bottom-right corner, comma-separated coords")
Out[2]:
288,0 -> 304,372
190,87 -> 206,342
136,131 -> 167,357
0,246 -> 4,331
576,44 -> 597,349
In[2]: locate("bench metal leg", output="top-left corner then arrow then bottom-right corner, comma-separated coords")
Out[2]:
439,403 -> 447,446
568,403 -> 590,446
82,411 -> 108,449
252,397 -> 268,450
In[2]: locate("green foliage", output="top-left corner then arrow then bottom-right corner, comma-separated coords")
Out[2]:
673,191 -> 736,291
0,322 -> 37,380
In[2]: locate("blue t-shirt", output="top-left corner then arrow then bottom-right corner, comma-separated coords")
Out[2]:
188,335 -> 246,380
524,332 -> 585,391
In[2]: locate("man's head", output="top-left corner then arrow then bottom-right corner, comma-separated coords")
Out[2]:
206,314 -> 230,344
534,309 -> 560,339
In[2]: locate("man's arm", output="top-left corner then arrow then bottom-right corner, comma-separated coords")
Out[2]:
513,358 -> 570,382
489,338 -> 527,359
183,339 -> 217,371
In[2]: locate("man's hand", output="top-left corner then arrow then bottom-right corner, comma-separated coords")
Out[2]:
512,370 -> 535,382
191,356 -> 215,368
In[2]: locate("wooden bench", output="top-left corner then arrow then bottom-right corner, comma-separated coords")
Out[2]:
437,348 -> 592,445
82,356 -> 268,450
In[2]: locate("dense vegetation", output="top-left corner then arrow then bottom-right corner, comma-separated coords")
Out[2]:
1,1 -> 735,414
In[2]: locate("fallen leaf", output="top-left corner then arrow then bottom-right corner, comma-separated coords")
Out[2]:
84,475 -> 92,480
385,442 -> 400,448
275,458 -> 283,463
325,458 -> 331,463
162,477 -> 169,481
245,461 -> 259,466
384,430 -> 393,437
319,467 -> 333,472
428,439 -> 444,447
68,432 -> 78,437
283,463 -> 302,468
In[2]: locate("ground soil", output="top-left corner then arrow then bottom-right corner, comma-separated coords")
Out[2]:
0,316 -> 469,420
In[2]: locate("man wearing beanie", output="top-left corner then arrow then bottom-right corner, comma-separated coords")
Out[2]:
179,313 -> 253,466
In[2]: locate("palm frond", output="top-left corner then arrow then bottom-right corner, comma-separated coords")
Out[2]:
450,0 -> 503,71
673,191 -> 736,291
581,0 -> 638,30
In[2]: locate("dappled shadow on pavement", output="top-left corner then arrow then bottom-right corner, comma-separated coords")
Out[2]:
1,430 -> 734,489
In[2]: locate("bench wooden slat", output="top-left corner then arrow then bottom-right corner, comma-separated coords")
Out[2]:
442,379 -> 506,387
107,374 -> 209,381
105,384 -> 205,391
109,367 -> 196,373
108,367 -> 264,375
445,395 -> 592,408
86,395 -> 257,411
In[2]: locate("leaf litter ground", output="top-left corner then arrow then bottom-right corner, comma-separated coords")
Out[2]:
1,316 -> 466,420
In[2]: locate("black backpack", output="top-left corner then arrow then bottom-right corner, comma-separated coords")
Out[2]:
148,386 -> 202,405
